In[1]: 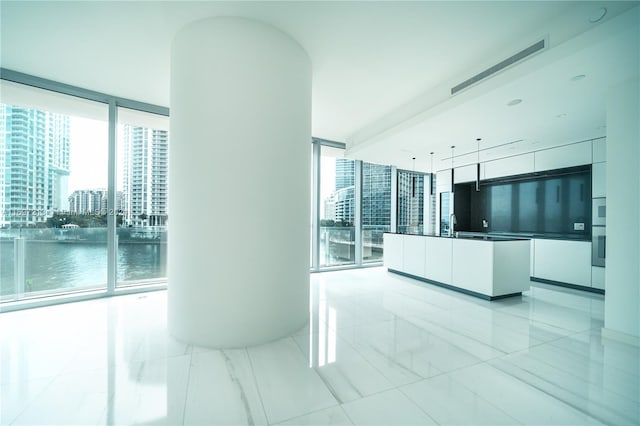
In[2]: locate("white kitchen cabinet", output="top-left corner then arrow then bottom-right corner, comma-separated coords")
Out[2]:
593,138 -> 606,163
592,266 -> 605,290
533,239 -> 592,287
383,233 -> 403,271
454,164 -> 480,184
452,238 -> 530,297
436,169 -> 452,191
425,236 -> 452,285
534,141 -> 592,172
402,235 -> 426,278
530,239 -> 535,277
484,153 -> 534,179
451,239 -> 494,294
592,162 -> 606,198
384,235 -> 529,298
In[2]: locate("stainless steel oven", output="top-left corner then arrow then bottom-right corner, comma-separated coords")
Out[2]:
592,226 -> 606,267
593,198 -> 606,226
592,198 -> 606,267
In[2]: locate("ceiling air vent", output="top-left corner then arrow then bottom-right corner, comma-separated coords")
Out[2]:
451,39 -> 545,95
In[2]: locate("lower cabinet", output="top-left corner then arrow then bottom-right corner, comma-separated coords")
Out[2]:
533,239 -> 592,287
591,266 -> 605,290
383,233 -> 403,271
425,237 -> 453,285
402,235 -> 426,278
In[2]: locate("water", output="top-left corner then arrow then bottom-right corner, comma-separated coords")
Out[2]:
0,241 -> 167,297
0,226 -> 386,299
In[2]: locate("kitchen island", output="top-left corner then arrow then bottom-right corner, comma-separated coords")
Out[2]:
384,233 -> 531,300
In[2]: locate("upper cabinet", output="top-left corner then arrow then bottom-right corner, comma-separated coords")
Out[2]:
453,163 -> 480,184
592,162 -> 606,198
534,141 -> 592,172
440,138 -> 603,188
436,169 -> 452,192
593,138 -> 606,163
484,152 -> 534,179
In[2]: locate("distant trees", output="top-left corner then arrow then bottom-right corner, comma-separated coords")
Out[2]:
44,213 -> 123,228
320,219 -> 353,227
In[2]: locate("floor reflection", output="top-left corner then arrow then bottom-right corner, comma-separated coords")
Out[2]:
1,268 -> 638,425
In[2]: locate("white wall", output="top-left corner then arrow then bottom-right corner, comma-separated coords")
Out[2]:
605,76 -> 640,341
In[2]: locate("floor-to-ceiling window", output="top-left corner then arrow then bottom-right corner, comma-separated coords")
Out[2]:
362,162 -> 391,263
0,70 -> 169,310
116,108 -> 169,286
310,138 -> 394,270
319,146 -> 356,267
0,80 -> 109,301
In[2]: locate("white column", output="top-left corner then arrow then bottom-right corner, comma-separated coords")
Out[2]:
604,75 -> 640,344
169,17 -> 311,348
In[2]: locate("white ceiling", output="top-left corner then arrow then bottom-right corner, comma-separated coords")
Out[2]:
1,1 -> 638,170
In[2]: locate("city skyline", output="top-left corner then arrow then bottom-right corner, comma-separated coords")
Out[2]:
323,158 -> 392,227
0,103 -> 169,227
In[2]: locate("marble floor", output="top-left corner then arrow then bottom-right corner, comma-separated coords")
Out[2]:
1,267 -> 638,425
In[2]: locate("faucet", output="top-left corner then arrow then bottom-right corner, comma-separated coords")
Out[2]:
449,213 -> 457,237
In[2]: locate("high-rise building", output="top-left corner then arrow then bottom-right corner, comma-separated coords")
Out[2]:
47,112 -> 71,213
335,158 -> 354,191
0,104 -> 70,227
325,159 -> 392,226
362,163 -> 392,227
122,125 -> 168,227
324,186 -> 355,224
397,171 -> 424,234
68,189 -> 106,215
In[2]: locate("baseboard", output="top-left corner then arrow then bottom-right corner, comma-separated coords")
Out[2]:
530,276 -> 605,295
388,269 -> 521,301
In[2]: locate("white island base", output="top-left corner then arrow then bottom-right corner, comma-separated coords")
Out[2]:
384,233 -> 531,300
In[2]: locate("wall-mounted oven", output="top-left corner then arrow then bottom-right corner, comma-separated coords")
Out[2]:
592,198 -> 606,267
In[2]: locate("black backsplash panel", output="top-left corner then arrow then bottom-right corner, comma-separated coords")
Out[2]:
454,165 -> 591,239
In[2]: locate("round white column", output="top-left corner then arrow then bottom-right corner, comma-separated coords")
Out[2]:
168,17 -> 311,348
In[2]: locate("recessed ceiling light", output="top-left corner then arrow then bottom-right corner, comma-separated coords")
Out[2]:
507,99 -> 522,106
589,7 -> 607,23
571,74 -> 587,82
556,113 -> 567,118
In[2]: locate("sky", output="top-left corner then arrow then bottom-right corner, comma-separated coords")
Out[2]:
320,156 -> 336,202
68,116 -> 127,195
68,116 -> 108,194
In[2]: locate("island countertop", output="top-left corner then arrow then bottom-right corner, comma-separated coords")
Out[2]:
384,233 -> 531,300
385,232 -> 529,242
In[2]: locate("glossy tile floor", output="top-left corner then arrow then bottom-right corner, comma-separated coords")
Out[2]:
1,267 -> 639,425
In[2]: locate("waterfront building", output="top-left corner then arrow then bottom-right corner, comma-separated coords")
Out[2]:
122,125 -> 168,227
0,104 -> 70,226
68,189 -> 106,215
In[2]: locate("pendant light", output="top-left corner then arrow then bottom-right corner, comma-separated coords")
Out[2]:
412,157 -> 416,197
476,138 -> 481,192
429,152 -> 434,195
450,146 -> 455,193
